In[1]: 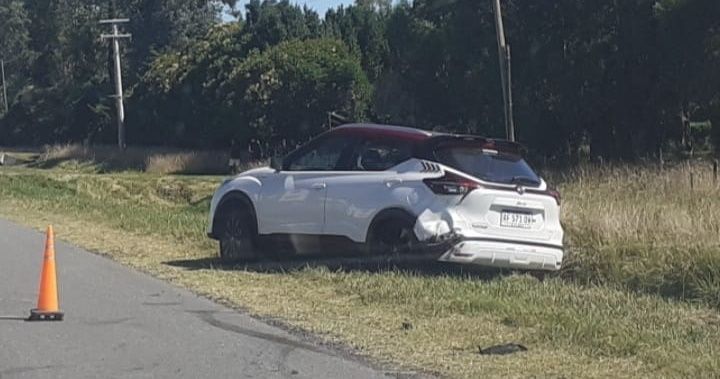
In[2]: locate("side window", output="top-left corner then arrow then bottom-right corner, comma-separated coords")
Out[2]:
286,136 -> 353,171
352,138 -> 413,171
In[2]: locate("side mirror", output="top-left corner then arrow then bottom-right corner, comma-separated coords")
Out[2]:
269,156 -> 283,172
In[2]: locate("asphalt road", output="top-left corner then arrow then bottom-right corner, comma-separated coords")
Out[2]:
0,218 -> 425,379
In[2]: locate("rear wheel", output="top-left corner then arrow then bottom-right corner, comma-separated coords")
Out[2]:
367,211 -> 418,255
216,202 -> 258,261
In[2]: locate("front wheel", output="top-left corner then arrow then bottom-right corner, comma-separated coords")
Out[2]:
217,208 -> 258,261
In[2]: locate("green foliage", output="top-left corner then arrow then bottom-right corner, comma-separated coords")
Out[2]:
244,0 -> 320,50
0,0 -> 32,108
2,0 -> 720,159
132,30 -> 370,148
378,0 -> 504,134
324,3 -> 390,81
224,38 -> 371,143
0,0 -> 222,144
121,0 -> 222,78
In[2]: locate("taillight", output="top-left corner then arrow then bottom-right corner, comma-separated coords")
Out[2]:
423,172 -> 481,195
547,188 -> 561,206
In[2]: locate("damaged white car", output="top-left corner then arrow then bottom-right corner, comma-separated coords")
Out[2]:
208,123 -> 564,271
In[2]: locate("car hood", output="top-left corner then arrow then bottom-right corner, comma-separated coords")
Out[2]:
237,166 -> 274,177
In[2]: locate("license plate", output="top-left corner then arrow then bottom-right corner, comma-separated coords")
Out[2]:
500,211 -> 534,229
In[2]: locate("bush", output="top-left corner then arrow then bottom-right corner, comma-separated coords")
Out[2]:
131,35 -> 371,149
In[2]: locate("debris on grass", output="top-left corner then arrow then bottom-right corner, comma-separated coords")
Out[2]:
479,343 -> 528,355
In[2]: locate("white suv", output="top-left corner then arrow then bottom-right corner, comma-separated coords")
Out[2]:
208,124 -> 564,271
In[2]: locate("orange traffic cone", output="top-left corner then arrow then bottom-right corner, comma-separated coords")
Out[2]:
28,226 -> 64,321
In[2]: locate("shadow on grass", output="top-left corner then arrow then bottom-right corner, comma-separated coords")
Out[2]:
27,158 -> 66,170
164,252 -> 510,281
190,195 -> 212,207
28,158 -> 139,172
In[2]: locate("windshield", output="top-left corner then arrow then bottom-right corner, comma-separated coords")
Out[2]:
434,146 -> 540,186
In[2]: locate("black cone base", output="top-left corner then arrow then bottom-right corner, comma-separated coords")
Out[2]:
27,309 -> 64,321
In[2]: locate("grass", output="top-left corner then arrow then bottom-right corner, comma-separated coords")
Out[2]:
0,162 -> 719,378
556,162 -> 720,307
34,143 -> 233,174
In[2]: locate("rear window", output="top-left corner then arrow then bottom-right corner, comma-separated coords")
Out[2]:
433,145 -> 541,186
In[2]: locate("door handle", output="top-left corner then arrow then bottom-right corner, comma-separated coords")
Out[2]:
311,183 -> 327,190
384,179 -> 403,188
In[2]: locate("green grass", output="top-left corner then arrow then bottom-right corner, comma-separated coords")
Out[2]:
0,165 -> 719,378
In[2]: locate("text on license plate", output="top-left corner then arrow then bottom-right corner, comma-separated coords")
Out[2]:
500,211 -> 534,229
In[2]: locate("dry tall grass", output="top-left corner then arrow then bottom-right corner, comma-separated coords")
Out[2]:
145,151 -> 231,175
556,161 -> 720,305
39,143 -> 234,174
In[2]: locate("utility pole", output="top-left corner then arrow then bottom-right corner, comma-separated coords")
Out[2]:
492,0 -> 515,142
505,45 -> 514,141
100,18 -> 131,149
1,59 -> 8,114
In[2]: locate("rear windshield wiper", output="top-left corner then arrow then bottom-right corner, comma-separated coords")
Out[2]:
510,176 -> 540,186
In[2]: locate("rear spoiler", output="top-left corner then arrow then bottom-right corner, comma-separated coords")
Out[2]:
428,135 -> 527,156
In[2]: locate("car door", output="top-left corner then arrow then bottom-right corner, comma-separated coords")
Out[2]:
323,136 -> 414,242
256,134 -> 355,236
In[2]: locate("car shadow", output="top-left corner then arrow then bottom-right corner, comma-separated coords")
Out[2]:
164,252 -> 510,281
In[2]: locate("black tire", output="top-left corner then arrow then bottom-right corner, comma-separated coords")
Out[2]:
216,202 -> 258,262
366,210 -> 418,255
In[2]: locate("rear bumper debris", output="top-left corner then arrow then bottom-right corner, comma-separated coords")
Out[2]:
437,238 -> 563,271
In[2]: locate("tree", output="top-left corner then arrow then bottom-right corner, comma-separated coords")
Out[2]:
324,3 -> 389,81
243,0 -> 319,50
133,24 -> 370,148
3,0 -> 720,159
119,0 -> 222,79
21,0 -> 62,87
131,22 -> 249,147
1,0 -> 223,144
224,38 -> 371,144
377,0 -> 505,137
655,0 -> 720,151
0,0 -> 32,114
